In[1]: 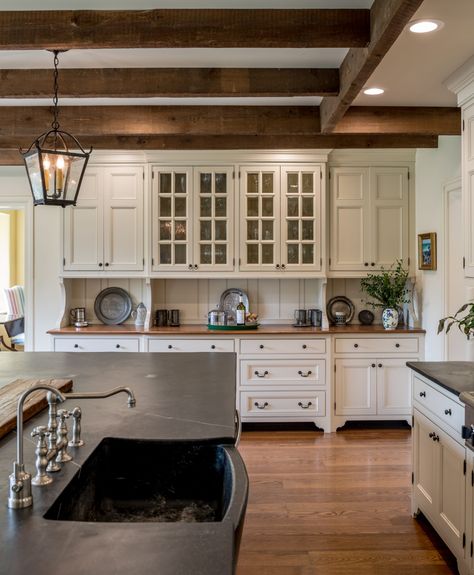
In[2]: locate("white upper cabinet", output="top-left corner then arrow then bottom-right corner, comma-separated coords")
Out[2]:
239,164 -> 322,273
63,165 -> 144,273
151,166 -> 234,273
329,166 -> 409,273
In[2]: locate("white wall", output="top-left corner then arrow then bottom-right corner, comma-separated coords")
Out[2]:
416,136 -> 462,360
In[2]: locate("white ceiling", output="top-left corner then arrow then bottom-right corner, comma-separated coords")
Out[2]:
0,0 -> 473,108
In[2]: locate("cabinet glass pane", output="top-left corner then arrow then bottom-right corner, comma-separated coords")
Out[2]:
215,197 -> 227,217
247,197 -> 258,217
302,244 -> 314,264
159,173 -> 171,195
200,173 -> 212,195
175,244 -> 186,264
175,173 -> 187,194
262,173 -> 273,194
247,173 -> 259,194
262,220 -> 273,241
160,221 -> 171,241
247,220 -> 259,240
302,197 -> 313,217
287,220 -> 299,241
160,197 -> 171,217
262,244 -> 273,264
200,244 -> 212,264
287,244 -> 299,264
287,197 -> 298,217
262,198 -> 273,217
175,197 -> 186,218
215,173 -> 227,195
287,173 -> 299,194
302,220 -> 313,241
247,244 -> 258,264
215,244 -> 226,265
175,221 -> 187,241
302,173 -> 314,194
215,221 -> 227,241
160,244 -> 171,264
200,197 -> 212,217
200,221 -> 212,241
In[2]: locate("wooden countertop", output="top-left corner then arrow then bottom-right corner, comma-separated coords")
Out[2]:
48,324 -> 425,335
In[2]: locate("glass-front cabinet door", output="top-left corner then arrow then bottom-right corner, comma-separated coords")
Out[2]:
281,165 -> 321,271
193,167 -> 234,271
239,166 -> 281,271
152,167 -> 192,271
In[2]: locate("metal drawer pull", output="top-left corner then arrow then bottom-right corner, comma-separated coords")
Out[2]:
254,401 -> 269,410
298,370 -> 312,378
298,401 -> 313,409
254,370 -> 269,378
429,432 -> 435,438
444,408 -> 452,416
419,391 -> 426,397
433,435 -> 440,442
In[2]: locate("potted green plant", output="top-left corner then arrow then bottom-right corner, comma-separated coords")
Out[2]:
360,260 -> 410,330
438,302 -> 474,339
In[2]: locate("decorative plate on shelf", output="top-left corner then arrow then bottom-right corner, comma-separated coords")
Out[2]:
94,287 -> 133,325
219,289 -> 250,324
326,296 -> 355,325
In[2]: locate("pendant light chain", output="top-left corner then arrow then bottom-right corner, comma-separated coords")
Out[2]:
51,50 -> 60,131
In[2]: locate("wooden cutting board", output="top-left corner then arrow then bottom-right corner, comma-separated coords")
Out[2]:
0,378 -> 73,440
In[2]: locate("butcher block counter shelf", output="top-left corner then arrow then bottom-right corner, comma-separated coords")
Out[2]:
48,324 -> 425,335
0,353 -> 246,575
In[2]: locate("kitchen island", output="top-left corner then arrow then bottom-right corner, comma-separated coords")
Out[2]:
0,352 -> 247,575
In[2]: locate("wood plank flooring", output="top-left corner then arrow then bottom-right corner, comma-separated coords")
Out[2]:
236,428 -> 459,575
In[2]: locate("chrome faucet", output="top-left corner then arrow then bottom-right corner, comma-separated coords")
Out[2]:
8,384 -> 66,509
63,386 -> 136,407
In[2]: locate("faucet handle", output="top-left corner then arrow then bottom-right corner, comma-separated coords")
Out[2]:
31,426 -> 52,486
68,407 -> 85,447
55,410 -> 72,463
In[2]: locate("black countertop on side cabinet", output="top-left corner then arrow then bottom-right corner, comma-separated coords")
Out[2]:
0,352 -> 241,575
407,361 -> 474,397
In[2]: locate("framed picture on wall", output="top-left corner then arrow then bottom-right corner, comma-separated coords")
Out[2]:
418,232 -> 437,270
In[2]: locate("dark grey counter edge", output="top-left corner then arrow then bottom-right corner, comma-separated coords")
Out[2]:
407,361 -> 474,397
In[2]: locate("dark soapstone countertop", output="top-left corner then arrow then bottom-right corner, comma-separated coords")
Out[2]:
0,352 -> 238,575
407,361 -> 474,397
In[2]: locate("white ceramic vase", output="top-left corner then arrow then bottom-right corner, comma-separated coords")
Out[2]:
382,307 -> 399,330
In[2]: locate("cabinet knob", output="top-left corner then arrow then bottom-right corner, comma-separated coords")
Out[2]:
444,408 -> 452,416
105,262 -> 109,267
429,432 -> 435,438
354,343 -> 359,348
211,345 -> 216,350
259,344 -> 264,349
281,264 -> 286,269
115,344 -> 120,349
98,262 -> 103,267
194,264 -> 198,269
275,264 -> 280,269
433,435 -> 440,442
378,363 -> 382,368
74,344 -> 79,348
371,363 -> 376,368
364,262 -> 369,267
188,264 -> 193,270
371,262 -> 375,266
395,343 -> 400,348
302,344 -> 307,349
298,401 -> 313,409
254,401 -> 269,410
168,344 -> 173,349
419,391 -> 426,398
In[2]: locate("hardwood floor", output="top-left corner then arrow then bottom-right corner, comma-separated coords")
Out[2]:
236,427 -> 459,575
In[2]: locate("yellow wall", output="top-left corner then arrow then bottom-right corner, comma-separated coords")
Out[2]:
0,209 -> 24,286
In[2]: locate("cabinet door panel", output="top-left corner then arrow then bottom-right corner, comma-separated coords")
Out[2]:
376,359 -> 412,415
335,358 -> 376,415
63,169 -> 103,271
413,409 -> 437,518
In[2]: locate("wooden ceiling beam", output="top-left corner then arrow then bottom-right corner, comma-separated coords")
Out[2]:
0,68 -> 340,98
0,135 -> 438,164
0,106 -> 459,139
319,0 -> 425,133
0,9 -> 369,49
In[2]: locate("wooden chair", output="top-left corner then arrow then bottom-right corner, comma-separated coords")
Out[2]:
1,317 -> 24,351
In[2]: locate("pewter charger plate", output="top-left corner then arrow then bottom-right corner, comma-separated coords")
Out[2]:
94,287 -> 132,325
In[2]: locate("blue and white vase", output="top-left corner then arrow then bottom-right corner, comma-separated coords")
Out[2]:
382,307 -> 399,330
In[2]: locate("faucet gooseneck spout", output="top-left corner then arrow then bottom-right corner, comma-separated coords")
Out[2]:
63,386 -> 136,408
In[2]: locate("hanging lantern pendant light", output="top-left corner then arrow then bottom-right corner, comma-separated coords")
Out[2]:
21,50 -> 92,207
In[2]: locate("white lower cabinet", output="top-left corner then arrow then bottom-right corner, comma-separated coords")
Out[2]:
146,338 -> 234,353
52,336 -> 140,352
411,372 -> 469,575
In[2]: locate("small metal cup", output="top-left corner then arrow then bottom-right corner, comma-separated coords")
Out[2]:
294,309 -> 307,325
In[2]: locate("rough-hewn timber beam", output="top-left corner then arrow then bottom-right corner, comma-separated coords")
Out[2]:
0,68 -> 340,98
0,135 -> 438,164
320,0 -> 425,133
0,9 -> 370,49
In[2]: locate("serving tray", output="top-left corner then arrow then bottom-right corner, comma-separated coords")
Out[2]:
207,323 -> 259,330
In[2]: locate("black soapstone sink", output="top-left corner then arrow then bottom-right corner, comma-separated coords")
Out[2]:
44,437 -> 234,523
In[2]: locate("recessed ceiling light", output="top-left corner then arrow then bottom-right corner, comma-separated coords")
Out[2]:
363,87 -> 384,96
408,19 -> 444,34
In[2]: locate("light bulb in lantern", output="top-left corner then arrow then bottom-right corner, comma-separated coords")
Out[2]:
42,157 -> 50,191
56,155 -> 65,192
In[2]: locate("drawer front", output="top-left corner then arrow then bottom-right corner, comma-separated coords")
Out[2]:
413,376 -> 463,434
335,337 -> 419,354
240,359 -> 325,387
240,338 -> 326,355
240,391 -> 325,417
53,337 -> 140,352
147,339 -> 234,353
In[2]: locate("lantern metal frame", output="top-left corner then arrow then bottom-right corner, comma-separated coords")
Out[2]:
20,50 -> 92,208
